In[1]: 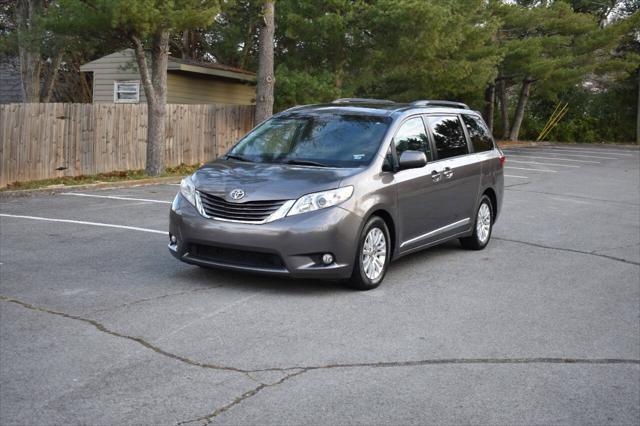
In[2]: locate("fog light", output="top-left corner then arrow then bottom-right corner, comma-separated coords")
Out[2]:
170,234 -> 177,244
321,253 -> 334,265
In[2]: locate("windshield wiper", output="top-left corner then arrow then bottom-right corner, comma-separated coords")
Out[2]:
284,159 -> 329,167
225,154 -> 253,162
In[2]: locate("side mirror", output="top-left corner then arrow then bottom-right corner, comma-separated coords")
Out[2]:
398,150 -> 427,170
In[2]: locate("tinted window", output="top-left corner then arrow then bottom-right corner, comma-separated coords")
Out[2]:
228,114 -> 390,168
394,117 -> 433,161
462,114 -> 494,152
427,116 -> 468,159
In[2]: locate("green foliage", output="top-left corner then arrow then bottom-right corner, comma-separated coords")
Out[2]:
358,0 -> 502,104
274,65 -> 342,111
0,1 -> 18,55
273,0 -> 370,105
272,0 -> 502,109
51,0 -> 220,43
491,1 -> 638,141
497,1 -> 602,94
1,1 -> 65,61
520,79 -> 637,143
3,0 -> 637,142
203,0 -> 262,68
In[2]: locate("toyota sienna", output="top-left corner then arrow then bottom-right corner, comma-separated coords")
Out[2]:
169,99 -> 505,290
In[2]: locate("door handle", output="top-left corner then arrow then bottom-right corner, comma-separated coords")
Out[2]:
443,167 -> 454,179
431,170 -> 442,182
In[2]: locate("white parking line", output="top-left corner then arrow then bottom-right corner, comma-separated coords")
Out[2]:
544,147 -> 635,157
61,193 -> 171,204
505,150 -> 618,160
508,159 -> 580,168
504,174 -> 528,179
0,214 -> 166,235
505,154 -> 600,164
524,149 -> 620,160
505,166 -> 557,173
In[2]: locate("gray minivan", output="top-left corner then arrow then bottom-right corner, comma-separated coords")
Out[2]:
169,99 -> 504,290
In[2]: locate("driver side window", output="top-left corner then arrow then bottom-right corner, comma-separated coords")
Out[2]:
394,117 -> 432,162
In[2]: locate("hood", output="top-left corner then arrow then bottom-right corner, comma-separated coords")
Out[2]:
193,160 -> 361,201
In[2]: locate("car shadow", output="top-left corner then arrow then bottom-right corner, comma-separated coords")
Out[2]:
168,240 -> 464,295
388,240 -> 462,270
173,263 -> 351,295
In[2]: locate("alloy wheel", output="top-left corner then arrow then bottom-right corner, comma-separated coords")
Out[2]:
476,202 -> 491,244
362,227 -> 387,281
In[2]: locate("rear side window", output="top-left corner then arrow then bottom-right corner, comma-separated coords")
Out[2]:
394,117 -> 433,161
462,114 -> 494,152
427,116 -> 468,159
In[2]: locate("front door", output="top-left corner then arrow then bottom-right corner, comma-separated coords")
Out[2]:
392,116 -> 442,249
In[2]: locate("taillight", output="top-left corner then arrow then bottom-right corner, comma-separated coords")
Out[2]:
499,155 -> 506,167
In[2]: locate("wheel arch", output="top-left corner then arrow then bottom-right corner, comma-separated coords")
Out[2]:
482,187 -> 498,223
366,208 -> 397,258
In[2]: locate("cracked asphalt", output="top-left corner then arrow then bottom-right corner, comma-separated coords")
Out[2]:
1,144 -> 639,425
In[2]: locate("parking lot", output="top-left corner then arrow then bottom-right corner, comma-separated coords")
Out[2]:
1,144 -> 639,425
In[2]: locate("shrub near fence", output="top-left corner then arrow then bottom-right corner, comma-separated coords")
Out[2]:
0,103 -> 255,188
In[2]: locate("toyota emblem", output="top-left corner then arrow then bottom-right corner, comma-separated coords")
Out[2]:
229,189 -> 245,200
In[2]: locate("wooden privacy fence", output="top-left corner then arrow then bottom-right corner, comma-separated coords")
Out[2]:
0,103 -> 255,187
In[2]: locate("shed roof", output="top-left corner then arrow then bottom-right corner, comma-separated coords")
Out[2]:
81,49 -> 256,83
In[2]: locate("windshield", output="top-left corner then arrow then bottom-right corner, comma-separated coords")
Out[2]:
226,114 -> 391,168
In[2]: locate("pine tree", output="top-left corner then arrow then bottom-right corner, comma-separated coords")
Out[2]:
495,1 -> 624,140
256,1 -> 275,123
53,0 -> 220,175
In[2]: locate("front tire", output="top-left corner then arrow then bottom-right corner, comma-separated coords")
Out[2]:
460,195 -> 493,250
347,216 -> 391,291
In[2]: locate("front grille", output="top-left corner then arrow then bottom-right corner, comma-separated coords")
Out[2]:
190,244 -> 286,270
198,191 -> 286,222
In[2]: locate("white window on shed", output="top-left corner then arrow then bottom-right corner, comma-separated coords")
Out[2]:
114,81 -> 140,103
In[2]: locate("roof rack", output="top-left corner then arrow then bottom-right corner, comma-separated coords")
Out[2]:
410,100 -> 469,109
332,98 -> 396,105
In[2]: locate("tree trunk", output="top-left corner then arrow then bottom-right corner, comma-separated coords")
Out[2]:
255,1 -> 275,123
16,0 -> 42,102
19,50 -> 41,102
483,83 -> 495,134
509,78 -> 533,142
497,78 -> 510,140
180,30 -> 191,60
132,30 -> 169,176
40,52 -> 62,102
636,68 -> 639,145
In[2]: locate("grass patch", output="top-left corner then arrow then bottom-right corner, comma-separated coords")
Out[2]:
2,163 -> 200,191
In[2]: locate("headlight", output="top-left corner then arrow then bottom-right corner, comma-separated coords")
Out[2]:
287,186 -> 354,216
180,175 -> 196,206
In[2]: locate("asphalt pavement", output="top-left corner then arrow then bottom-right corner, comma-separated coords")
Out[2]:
1,144 -> 639,425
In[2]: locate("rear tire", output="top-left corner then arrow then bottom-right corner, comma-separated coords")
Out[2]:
347,216 -> 391,291
460,195 -> 493,250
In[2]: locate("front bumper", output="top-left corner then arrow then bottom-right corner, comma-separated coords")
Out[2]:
168,194 -> 363,279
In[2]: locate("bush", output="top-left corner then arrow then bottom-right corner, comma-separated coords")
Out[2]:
519,79 -> 637,143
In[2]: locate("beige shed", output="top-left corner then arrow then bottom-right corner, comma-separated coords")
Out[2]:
80,49 -> 256,105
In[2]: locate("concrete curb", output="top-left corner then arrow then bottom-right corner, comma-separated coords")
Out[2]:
497,141 -> 552,148
497,141 -> 640,149
0,176 -> 182,199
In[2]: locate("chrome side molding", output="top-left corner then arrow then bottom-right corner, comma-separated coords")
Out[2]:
400,218 -> 471,248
